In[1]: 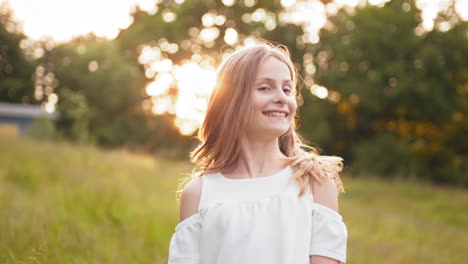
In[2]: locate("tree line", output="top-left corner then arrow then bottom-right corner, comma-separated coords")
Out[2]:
1,0 -> 466,186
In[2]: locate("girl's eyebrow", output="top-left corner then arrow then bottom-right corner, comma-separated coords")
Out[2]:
255,77 -> 292,84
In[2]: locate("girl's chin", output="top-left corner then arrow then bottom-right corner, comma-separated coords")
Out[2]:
247,126 -> 290,138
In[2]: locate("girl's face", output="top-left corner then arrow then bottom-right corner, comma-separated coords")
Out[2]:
245,56 -> 297,139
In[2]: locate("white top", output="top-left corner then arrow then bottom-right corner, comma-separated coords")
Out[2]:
168,166 -> 347,264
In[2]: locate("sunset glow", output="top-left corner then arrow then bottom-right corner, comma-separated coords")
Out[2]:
311,84 -> 329,99
139,43 -> 217,135
5,0 -> 466,43
2,0 -> 160,42
4,0 -> 468,135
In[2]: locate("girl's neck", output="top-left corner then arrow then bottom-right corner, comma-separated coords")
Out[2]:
221,137 -> 288,179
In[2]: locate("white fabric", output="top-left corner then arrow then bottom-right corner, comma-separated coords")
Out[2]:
168,166 -> 347,264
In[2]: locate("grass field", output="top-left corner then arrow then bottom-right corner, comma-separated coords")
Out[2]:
1,136 -> 467,263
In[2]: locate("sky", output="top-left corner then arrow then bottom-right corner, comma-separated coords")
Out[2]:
1,0 -> 158,42
2,0 -> 468,43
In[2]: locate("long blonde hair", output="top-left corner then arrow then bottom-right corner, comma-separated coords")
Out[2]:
177,42 -> 344,202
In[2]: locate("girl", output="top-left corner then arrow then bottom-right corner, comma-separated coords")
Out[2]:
168,42 -> 347,264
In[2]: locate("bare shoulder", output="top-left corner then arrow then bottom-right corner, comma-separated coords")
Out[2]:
310,177 -> 340,213
179,176 -> 203,222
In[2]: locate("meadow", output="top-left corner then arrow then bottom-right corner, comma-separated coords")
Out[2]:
1,136 -> 467,263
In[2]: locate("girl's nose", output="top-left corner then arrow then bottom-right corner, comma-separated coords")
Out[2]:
273,88 -> 288,104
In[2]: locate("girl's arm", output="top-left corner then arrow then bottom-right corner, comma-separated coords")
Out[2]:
168,177 -> 203,264
179,177 -> 203,222
309,177 -> 342,264
310,255 -> 341,264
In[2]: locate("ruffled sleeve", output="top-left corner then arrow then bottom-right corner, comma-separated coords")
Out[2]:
168,213 -> 203,264
309,203 -> 348,263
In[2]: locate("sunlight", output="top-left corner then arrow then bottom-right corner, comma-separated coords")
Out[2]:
162,10 -> 177,23
140,44 -> 217,135
152,95 -> 173,115
456,0 -> 468,19
202,11 -> 219,27
4,0 -> 159,42
368,0 -> 391,7
224,28 -> 239,45
42,101 -> 56,113
333,0 -> 363,8
311,84 -> 329,99
139,46 -> 161,65
222,0 -> 235,7
48,93 -> 58,104
145,73 -> 173,96
199,27 -> 220,43
5,0 -> 468,135
280,0 -> 327,43
173,62 -> 216,135
88,61 -> 99,72
416,0 -> 451,30
150,59 -> 173,72
281,0 -> 295,8
244,36 -> 260,47
5,0 -> 468,43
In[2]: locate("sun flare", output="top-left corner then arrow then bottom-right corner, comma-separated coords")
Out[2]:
4,0 -> 467,135
139,46 -> 217,135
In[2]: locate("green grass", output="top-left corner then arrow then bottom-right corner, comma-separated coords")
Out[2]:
1,136 -> 467,263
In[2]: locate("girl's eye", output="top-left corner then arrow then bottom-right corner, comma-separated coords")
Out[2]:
258,87 -> 270,91
283,88 -> 292,94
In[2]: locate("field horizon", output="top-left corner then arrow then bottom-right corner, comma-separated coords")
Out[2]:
1,136 -> 467,263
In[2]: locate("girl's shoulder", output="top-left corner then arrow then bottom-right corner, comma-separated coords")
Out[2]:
309,177 -> 340,213
179,176 -> 203,223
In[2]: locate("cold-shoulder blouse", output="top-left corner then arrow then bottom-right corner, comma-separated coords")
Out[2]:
168,166 -> 347,264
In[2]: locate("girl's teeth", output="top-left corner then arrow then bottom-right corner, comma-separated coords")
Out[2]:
265,112 -> 286,117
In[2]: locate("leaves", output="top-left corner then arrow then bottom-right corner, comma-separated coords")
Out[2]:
313,0 -> 468,185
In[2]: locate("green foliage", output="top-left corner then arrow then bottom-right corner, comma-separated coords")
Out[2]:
430,150 -> 468,187
50,36 -> 148,146
0,136 -> 190,264
0,3 -> 35,104
47,34 -> 193,155
297,92 -> 335,149
341,177 -> 468,263
118,0 -> 304,64
351,133 -> 424,178
322,0 -> 422,110
26,115 -> 57,141
4,0 -> 464,186
312,0 -> 468,186
1,136 -> 467,264
55,87 -> 92,143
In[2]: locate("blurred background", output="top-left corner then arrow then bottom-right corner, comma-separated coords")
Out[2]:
0,0 -> 467,263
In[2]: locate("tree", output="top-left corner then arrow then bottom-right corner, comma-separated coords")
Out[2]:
117,0 -> 305,64
49,35 -> 149,146
0,2 -> 35,104
312,0 -> 468,185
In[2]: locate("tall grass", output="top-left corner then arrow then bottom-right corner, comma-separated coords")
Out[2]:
1,136 -> 467,263
1,136 -> 190,264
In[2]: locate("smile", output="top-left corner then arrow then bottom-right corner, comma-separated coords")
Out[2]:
263,111 -> 288,118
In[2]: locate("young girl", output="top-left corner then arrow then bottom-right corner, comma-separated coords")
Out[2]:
168,42 -> 347,264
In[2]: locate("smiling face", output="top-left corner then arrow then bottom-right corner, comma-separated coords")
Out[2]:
245,56 -> 298,139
